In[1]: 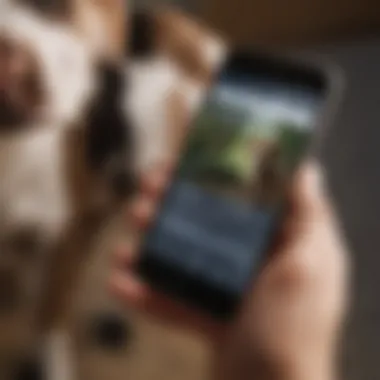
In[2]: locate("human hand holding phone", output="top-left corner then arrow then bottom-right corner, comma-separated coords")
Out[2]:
110,160 -> 350,380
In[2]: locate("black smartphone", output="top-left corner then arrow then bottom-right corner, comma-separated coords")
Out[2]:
137,50 -> 342,321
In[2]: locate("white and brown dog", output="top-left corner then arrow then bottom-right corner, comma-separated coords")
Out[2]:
0,1 -> 226,379
0,0 -> 130,377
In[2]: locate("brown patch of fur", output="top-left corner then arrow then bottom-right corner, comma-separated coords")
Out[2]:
155,8 -> 222,84
71,0 -> 127,61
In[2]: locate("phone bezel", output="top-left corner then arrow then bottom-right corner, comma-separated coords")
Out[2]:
136,48 -> 345,322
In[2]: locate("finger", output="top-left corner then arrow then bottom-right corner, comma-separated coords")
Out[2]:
110,271 -> 150,303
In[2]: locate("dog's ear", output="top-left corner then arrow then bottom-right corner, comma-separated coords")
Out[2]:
155,8 -> 227,83
69,0 -> 127,61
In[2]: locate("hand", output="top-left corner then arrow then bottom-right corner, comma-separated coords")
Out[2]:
109,161 -> 350,380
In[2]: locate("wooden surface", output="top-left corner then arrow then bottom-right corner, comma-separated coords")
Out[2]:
0,216 -> 211,379
72,217 -> 212,380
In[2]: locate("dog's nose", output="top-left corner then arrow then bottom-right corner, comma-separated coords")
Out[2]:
0,35 -> 44,127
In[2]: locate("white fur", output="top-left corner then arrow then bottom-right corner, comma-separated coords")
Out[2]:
0,128 -> 71,242
0,4 -> 97,239
125,55 -> 181,173
1,4 -> 96,128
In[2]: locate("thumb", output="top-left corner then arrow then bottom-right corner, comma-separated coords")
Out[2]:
292,161 -> 332,221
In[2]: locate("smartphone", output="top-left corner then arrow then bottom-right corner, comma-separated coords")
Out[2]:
137,50 -> 342,321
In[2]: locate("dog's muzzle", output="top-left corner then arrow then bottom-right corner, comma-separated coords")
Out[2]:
0,34 -> 44,129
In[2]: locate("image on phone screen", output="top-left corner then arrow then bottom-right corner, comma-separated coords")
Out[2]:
138,53 -> 327,319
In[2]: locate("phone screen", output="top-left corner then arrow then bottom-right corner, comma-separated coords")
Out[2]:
138,52 -> 327,319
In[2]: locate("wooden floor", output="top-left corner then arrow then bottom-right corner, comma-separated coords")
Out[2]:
0,217 -> 212,379
70,217 -> 212,380
75,311 -> 211,380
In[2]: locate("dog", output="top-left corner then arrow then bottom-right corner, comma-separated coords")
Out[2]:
0,0 -> 132,378
0,2 -> 226,379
